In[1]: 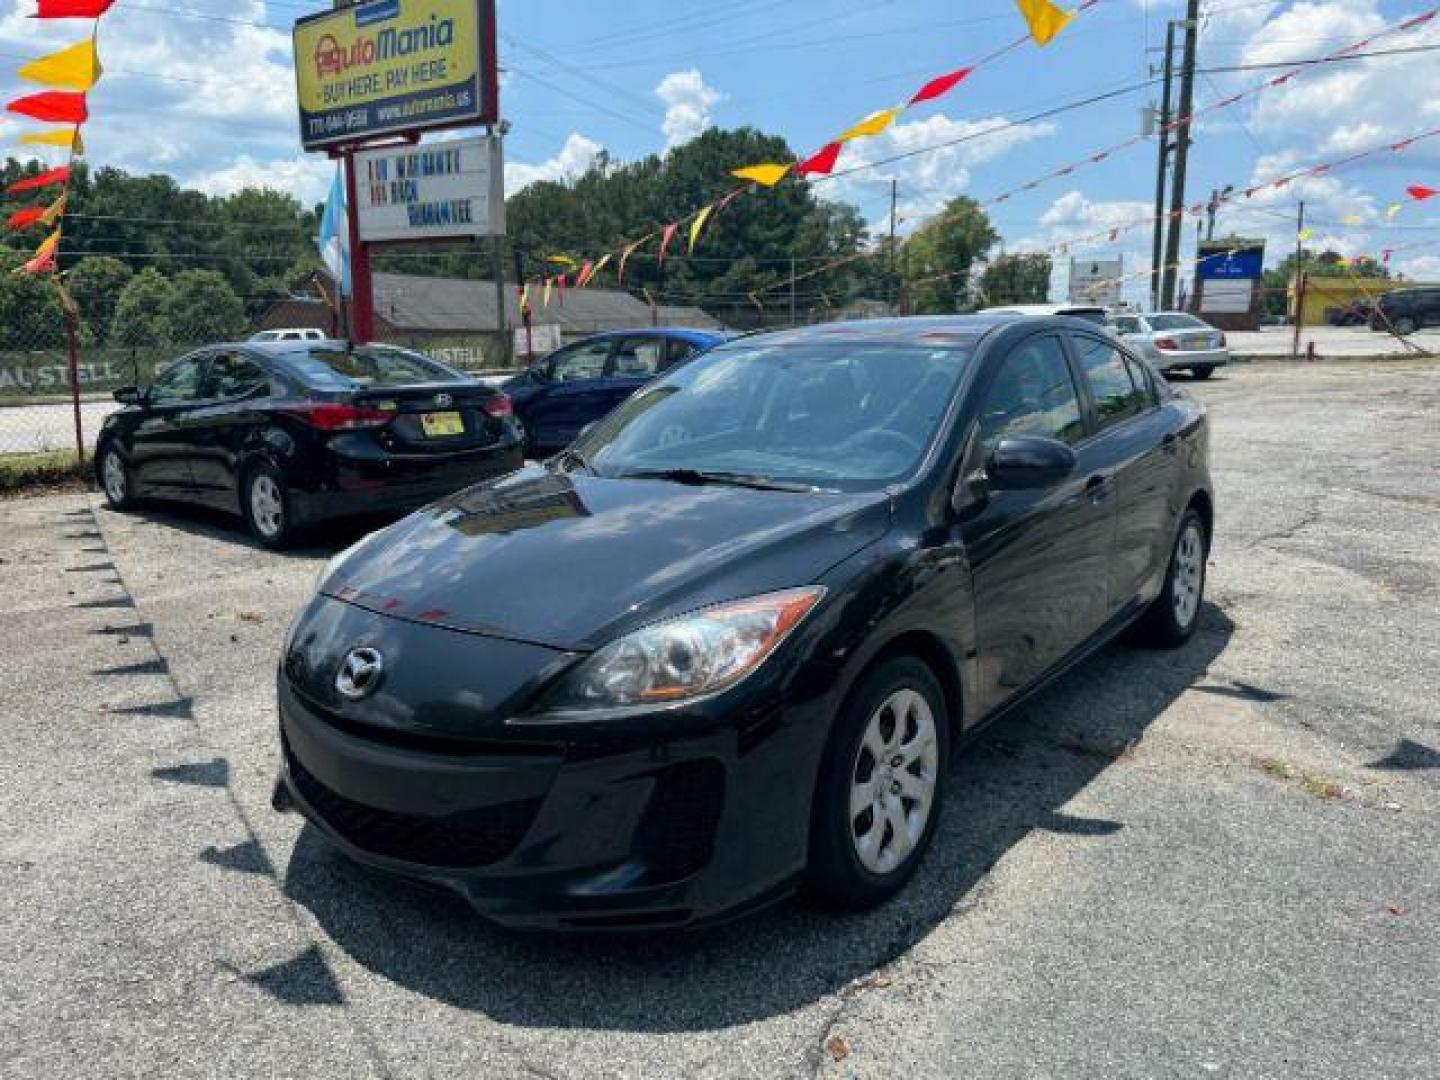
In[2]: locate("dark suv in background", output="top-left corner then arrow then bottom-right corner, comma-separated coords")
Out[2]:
1372,287 -> 1440,335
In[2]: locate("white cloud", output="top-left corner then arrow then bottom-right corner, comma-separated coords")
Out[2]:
504,132 -> 605,195
654,69 -> 723,149
188,154 -> 335,205
822,113 -> 1056,235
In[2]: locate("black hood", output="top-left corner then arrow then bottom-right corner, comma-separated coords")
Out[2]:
323,466 -> 891,650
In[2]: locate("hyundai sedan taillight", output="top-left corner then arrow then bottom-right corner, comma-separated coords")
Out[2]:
285,404 -> 394,430
1155,336 -> 1180,351
481,394 -> 513,418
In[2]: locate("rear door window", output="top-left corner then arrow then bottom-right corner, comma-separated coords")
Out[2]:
202,352 -> 268,400
665,337 -> 701,368
1073,334 -> 1149,431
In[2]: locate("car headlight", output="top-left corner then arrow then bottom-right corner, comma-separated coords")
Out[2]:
538,587 -> 825,712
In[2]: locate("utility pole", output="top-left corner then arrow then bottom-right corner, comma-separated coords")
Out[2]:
1290,200 -> 1306,361
1161,0 -> 1200,310
1150,20 -> 1176,312
889,177 -> 899,314
488,123 -> 510,368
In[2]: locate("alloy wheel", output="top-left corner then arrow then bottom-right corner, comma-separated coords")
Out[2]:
250,474 -> 285,538
1172,521 -> 1204,629
849,688 -> 939,875
102,450 -> 126,504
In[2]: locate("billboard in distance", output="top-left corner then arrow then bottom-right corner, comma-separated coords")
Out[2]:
355,136 -> 504,242
1069,257 -> 1123,306
294,0 -> 497,151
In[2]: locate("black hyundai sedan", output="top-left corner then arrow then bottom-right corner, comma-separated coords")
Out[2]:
274,315 -> 1213,930
95,341 -> 524,546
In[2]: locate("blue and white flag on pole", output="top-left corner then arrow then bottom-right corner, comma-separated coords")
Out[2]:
317,166 -> 351,298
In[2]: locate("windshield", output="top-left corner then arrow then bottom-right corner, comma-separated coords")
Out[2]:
569,339 -> 973,491
282,345 -> 468,389
1148,313 -> 1207,331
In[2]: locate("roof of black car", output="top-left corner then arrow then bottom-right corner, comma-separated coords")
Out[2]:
728,314 -> 1027,348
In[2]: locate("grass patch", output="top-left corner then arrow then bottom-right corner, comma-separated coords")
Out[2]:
0,449 -> 92,496
1257,757 -> 1347,801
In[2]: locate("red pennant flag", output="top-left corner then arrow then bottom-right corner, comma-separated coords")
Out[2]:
1406,185 -> 1438,201
1107,228 -> 1120,242
20,248 -> 57,275
1400,11 -> 1437,30
6,166 -> 70,194
33,0 -> 116,15
6,208 -> 46,230
575,260 -> 595,288
7,90 -> 87,123
1382,249 -> 1393,264
617,238 -> 644,285
1090,151 -> 1110,163
556,274 -> 567,308
658,222 -> 679,267
908,67 -> 973,106
795,141 -> 842,177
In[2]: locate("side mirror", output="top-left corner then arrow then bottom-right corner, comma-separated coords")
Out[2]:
987,435 -> 1077,490
113,385 -> 142,405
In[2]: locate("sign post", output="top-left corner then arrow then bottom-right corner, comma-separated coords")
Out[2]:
293,0 -> 499,346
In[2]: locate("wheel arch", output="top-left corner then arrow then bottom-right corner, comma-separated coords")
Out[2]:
1186,487 -> 1214,546
853,628 -> 965,740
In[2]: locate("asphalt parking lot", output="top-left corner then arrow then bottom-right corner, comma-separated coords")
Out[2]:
2,360 -> 1437,1079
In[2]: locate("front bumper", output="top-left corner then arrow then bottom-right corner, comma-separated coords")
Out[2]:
274,670 -> 824,931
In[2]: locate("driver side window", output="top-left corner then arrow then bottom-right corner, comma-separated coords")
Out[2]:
976,335 -> 1085,451
149,355 -> 208,406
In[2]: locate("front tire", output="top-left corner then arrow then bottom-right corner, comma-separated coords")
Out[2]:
242,462 -> 297,549
806,656 -> 950,911
1191,365 -> 1216,380
1135,508 -> 1208,648
98,444 -> 136,510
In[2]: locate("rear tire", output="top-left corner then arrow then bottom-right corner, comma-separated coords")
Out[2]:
806,656 -> 950,911
1191,365 -> 1215,380
98,443 -> 136,511
1135,508 -> 1208,648
242,462 -> 297,549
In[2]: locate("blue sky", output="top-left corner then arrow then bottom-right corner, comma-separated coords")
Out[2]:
2,0 -> 1438,298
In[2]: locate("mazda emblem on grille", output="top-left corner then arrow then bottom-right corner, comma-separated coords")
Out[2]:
335,647 -> 384,700
434,393 -> 453,407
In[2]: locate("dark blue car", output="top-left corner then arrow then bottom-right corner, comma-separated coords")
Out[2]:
503,328 -> 725,455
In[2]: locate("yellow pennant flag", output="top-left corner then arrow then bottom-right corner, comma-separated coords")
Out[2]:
1341,214 -> 1363,227
1298,227 -> 1314,240
19,128 -> 85,155
1385,202 -> 1403,219
591,252 -> 612,280
1015,0 -> 1075,46
33,228 -> 62,262
40,194 -> 67,228
546,254 -> 576,268
731,163 -> 791,187
688,204 -> 715,254
18,38 -> 103,92
839,107 -> 902,143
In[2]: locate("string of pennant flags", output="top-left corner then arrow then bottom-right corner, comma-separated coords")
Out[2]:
3,0 -> 115,278
518,0 -> 1090,316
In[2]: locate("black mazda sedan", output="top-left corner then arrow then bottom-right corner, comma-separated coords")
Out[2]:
95,341 -> 524,546
274,315 -> 1213,930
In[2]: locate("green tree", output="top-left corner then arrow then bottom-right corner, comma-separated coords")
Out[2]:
66,256 -> 133,344
979,253 -> 1053,307
0,249 -> 65,349
900,197 -> 999,314
164,269 -> 247,343
1259,246 -> 1390,317
110,267 -> 176,345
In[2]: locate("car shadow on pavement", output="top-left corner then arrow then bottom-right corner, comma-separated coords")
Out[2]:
282,603 -> 1234,1033
112,499 -> 390,557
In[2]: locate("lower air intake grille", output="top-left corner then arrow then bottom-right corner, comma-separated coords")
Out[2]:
634,759 -> 726,883
285,739 -> 539,869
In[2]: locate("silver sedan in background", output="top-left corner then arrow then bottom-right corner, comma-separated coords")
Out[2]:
1109,311 -> 1230,379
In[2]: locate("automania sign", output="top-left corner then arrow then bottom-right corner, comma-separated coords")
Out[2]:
293,0 -> 497,151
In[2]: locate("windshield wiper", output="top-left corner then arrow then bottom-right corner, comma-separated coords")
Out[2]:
616,467 -> 819,493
